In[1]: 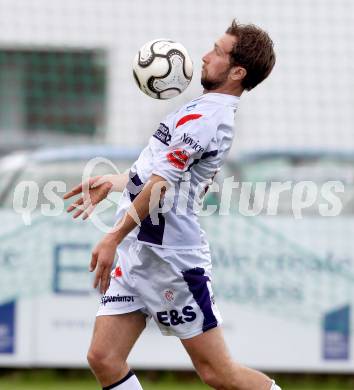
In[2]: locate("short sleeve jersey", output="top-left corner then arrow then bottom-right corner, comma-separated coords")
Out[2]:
116,92 -> 239,249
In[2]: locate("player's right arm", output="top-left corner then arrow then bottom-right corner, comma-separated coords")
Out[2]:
63,173 -> 129,220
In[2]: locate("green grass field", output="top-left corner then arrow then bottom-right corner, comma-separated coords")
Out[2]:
0,370 -> 353,390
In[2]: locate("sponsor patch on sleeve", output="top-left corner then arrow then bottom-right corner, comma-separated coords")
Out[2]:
153,123 -> 171,145
166,149 -> 190,170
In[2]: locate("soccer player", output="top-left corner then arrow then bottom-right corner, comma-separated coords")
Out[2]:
64,20 -> 280,390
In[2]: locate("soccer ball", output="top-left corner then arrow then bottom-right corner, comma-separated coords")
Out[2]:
133,39 -> 193,99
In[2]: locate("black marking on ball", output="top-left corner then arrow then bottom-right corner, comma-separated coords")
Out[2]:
160,87 -> 182,99
133,69 -> 142,88
146,48 -> 190,96
138,39 -> 174,68
166,49 -> 192,80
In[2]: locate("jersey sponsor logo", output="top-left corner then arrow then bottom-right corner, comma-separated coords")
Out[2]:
153,123 -> 172,145
166,148 -> 190,170
156,306 -> 197,326
182,133 -> 205,153
101,294 -> 135,306
176,113 -> 202,128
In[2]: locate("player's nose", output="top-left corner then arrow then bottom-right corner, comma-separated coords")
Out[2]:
202,52 -> 210,64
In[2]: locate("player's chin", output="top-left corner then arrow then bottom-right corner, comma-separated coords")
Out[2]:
200,76 -> 208,87
201,77 -> 216,90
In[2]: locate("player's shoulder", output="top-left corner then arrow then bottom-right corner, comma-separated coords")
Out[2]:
175,95 -> 223,129
181,94 -> 224,115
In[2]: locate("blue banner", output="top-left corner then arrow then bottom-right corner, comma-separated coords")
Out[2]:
323,305 -> 350,360
0,301 -> 16,354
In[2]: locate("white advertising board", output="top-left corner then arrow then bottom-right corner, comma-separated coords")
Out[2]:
0,212 -> 353,372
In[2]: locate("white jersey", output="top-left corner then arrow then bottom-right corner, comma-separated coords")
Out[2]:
116,92 -> 239,249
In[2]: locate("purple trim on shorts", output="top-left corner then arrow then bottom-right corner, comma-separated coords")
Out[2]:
102,370 -> 134,389
182,267 -> 217,332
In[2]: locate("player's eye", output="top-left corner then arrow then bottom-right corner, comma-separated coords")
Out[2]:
214,45 -> 222,55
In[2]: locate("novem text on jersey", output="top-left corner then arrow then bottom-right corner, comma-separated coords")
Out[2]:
115,93 -> 240,249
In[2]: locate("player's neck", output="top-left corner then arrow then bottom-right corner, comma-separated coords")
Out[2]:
203,85 -> 243,97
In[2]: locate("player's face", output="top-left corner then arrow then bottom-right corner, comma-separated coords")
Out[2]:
201,34 -> 237,91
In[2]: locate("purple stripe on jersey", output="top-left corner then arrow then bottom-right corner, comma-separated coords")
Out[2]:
131,173 -> 143,186
182,267 -> 218,332
127,172 -> 166,246
137,208 -> 165,245
201,150 -> 218,159
187,150 -> 218,172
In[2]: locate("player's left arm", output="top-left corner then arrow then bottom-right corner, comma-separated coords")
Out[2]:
89,173 -> 169,293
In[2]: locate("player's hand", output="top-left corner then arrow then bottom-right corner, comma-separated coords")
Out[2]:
89,234 -> 119,294
63,175 -> 114,220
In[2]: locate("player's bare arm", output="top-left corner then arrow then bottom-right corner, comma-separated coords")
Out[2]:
63,173 -> 129,219
89,174 -> 168,294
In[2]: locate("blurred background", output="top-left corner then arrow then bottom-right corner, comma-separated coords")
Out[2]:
0,0 -> 353,389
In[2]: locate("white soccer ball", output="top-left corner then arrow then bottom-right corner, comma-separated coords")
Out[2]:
133,39 -> 193,99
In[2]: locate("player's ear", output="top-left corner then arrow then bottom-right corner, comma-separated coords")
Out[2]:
230,65 -> 246,82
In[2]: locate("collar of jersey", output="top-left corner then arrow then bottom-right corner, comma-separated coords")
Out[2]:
197,92 -> 240,108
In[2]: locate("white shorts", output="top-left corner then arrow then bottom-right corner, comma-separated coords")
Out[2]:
96,239 -> 223,339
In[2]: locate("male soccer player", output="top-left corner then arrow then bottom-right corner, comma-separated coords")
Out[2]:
64,20 -> 280,390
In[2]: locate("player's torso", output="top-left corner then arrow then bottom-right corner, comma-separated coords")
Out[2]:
118,93 -> 239,249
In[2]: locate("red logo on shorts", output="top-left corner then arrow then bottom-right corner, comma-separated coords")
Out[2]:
164,289 -> 175,302
114,266 -> 122,278
166,149 -> 190,170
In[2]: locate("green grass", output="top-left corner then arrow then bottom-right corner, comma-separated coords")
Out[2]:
0,370 -> 353,390
0,371 -> 204,390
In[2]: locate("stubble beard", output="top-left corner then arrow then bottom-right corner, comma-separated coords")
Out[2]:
201,67 -> 230,91
201,77 -> 224,91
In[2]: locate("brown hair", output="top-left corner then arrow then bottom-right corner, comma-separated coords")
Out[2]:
226,19 -> 276,91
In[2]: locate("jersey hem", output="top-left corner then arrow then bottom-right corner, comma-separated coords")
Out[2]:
137,240 -> 210,250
